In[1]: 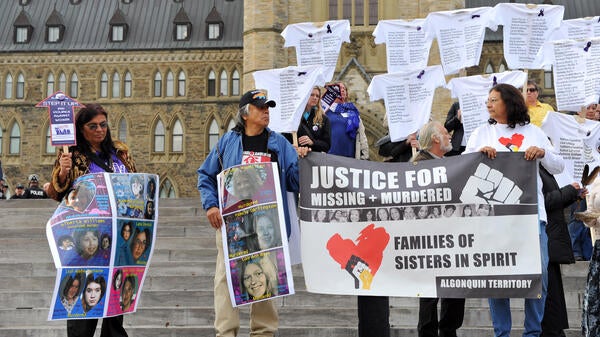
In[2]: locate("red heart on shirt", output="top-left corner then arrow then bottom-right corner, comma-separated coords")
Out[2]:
498,133 -> 524,152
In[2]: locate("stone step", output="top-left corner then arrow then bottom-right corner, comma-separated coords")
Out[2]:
0,326 -> 587,337
0,305 -> 589,330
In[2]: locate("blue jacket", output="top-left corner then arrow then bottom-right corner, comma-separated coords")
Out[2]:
197,128 -> 300,236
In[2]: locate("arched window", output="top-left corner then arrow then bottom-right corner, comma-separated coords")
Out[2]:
159,178 -> 176,198
118,117 -> 127,142
154,72 -> 162,97
208,119 -> 219,150
172,119 -> 183,152
227,119 -> 236,131
112,72 -> 121,98
207,71 -> 216,96
498,63 -> 506,73
484,63 -> 493,74
100,72 -> 108,98
220,70 -> 228,96
124,71 -> 132,97
5,74 -> 12,99
16,73 -> 24,99
177,71 -> 186,96
154,120 -> 165,152
70,73 -> 78,97
58,72 -> 67,92
232,70 -> 240,96
166,71 -> 174,97
47,72 -> 55,97
544,71 -> 553,89
45,125 -> 56,154
9,122 -> 21,154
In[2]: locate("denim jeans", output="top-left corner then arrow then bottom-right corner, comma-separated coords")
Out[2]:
568,201 -> 592,260
488,221 -> 549,337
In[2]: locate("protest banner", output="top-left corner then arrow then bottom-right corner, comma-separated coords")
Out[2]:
47,173 -> 158,320
217,162 -> 294,306
299,152 -> 541,299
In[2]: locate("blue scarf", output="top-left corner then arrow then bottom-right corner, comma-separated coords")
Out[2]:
334,102 -> 360,139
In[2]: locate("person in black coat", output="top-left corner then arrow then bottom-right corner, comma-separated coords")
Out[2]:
539,165 -> 586,337
443,102 -> 465,157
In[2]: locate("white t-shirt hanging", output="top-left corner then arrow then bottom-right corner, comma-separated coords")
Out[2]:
534,37 -> 600,112
253,65 -> 326,133
423,7 -> 495,75
541,111 -> 600,187
281,20 -> 351,82
446,70 -> 527,144
548,16 -> 600,41
489,3 -> 564,70
367,65 -> 446,142
372,19 -> 432,73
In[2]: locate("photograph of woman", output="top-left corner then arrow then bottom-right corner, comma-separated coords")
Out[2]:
81,272 -> 106,314
240,255 -> 278,303
246,210 -> 282,253
60,273 -> 84,315
120,275 -> 137,312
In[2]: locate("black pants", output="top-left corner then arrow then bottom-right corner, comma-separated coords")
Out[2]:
358,296 -> 390,337
417,297 -> 465,337
67,315 -> 127,337
541,262 -> 569,337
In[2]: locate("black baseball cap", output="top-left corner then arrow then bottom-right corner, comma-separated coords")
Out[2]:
16,184 -> 24,189
239,89 -> 276,108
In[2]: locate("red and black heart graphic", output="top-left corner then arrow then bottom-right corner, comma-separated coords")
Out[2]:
498,133 -> 524,152
326,224 -> 390,278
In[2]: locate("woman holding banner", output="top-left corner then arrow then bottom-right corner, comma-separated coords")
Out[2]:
464,83 -> 564,337
47,103 -> 136,337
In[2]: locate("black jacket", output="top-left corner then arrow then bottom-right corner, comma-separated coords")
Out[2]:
540,165 -> 579,264
444,102 -> 465,156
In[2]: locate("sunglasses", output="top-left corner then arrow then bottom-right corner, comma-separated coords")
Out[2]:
526,88 -> 538,93
85,121 -> 108,130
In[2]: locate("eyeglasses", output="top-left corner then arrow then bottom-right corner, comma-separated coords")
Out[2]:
485,98 -> 500,104
85,121 -> 108,130
527,88 -> 538,93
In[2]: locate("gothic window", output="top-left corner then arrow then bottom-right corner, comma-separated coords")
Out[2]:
70,73 -> 79,98
177,71 -> 186,96
159,178 -> 176,198
5,74 -> 12,99
112,72 -> 121,98
9,122 -> 21,154
58,72 -> 67,92
154,72 -> 162,97
47,73 -> 55,97
100,72 -> 108,98
232,70 -> 240,96
154,120 -> 165,152
118,117 -> 127,142
16,73 -> 24,99
166,71 -> 174,97
172,119 -> 183,152
208,119 -> 219,150
220,70 -> 228,96
124,71 -> 132,97
207,71 -> 216,96
45,126 -> 56,154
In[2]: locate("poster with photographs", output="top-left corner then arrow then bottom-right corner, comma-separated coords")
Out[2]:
47,172 -> 159,320
217,162 -> 294,307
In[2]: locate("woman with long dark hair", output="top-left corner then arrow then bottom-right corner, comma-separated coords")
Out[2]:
47,103 -> 136,337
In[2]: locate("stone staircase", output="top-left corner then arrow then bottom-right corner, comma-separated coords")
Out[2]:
0,198 -> 590,337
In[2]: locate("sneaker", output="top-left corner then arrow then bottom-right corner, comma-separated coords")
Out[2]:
575,256 -> 585,261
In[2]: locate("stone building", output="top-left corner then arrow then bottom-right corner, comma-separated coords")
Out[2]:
0,0 -> 597,197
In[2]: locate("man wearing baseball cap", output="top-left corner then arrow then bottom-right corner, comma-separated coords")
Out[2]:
23,174 -> 48,199
198,89 -> 308,336
10,183 -> 26,199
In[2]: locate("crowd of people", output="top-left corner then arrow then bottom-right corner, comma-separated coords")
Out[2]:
196,81 -> 599,337
6,77 -> 596,336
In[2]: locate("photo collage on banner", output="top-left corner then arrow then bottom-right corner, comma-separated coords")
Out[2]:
47,173 -> 159,320
218,162 -> 294,306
